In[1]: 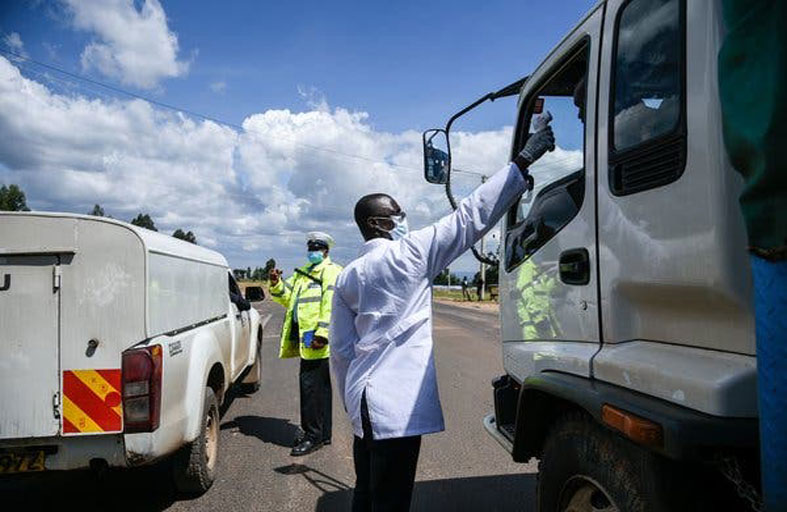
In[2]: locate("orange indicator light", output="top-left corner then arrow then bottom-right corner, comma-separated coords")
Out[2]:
602,404 -> 663,447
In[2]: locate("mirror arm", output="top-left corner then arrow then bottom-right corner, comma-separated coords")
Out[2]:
491,77 -> 528,101
444,76 -> 528,134
436,76 -> 528,268
445,93 -> 494,134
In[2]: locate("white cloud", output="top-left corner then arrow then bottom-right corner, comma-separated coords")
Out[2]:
0,56 -> 580,273
2,32 -> 28,60
62,0 -> 190,89
297,85 -> 329,112
209,80 -> 226,94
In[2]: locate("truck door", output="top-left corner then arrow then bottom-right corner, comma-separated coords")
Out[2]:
0,255 -> 61,439
228,273 -> 251,378
596,0 -> 711,348
500,7 -> 603,378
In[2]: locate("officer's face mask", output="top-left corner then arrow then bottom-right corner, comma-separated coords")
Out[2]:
308,250 -> 325,264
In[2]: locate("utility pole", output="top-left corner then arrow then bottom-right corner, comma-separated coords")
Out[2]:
479,175 -> 487,301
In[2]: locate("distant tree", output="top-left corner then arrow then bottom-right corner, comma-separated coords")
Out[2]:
88,204 -> 105,216
130,213 -> 157,231
246,267 -> 252,280
433,269 -> 460,286
233,268 -> 247,280
0,184 -> 30,211
172,229 -> 197,244
263,258 -> 276,274
251,267 -> 266,281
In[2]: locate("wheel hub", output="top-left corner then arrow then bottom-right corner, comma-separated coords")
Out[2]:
560,476 -> 619,512
204,406 -> 218,471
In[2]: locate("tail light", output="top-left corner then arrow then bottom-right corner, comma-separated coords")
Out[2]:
122,345 -> 163,433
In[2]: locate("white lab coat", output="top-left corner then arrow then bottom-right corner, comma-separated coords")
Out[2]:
330,162 -> 526,440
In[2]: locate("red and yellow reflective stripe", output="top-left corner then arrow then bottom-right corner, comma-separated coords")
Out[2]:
62,369 -> 123,434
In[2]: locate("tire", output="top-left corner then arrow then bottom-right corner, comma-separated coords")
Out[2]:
240,330 -> 262,393
537,414 -> 677,512
173,386 -> 220,496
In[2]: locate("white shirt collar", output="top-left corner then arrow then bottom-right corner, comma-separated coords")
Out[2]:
358,237 -> 391,257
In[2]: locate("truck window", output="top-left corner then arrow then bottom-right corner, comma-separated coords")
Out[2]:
506,43 -> 588,270
609,0 -> 685,195
228,273 -> 242,297
148,254 -> 227,336
506,172 -> 584,271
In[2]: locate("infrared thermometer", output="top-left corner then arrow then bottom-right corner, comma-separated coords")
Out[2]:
533,110 -> 553,132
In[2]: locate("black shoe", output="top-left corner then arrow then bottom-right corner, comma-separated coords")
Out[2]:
293,428 -> 306,448
290,438 -> 323,457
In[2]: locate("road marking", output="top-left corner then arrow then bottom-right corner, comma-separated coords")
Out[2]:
262,314 -> 272,328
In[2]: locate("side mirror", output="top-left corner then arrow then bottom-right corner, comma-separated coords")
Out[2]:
422,129 -> 450,184
245,285 -> 265,302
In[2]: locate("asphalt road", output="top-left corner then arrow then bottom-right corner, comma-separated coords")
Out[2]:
2,300 -> 537,511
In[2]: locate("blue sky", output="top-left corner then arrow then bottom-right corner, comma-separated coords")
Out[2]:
0,0 -> 593,273
2,0 -> 593,131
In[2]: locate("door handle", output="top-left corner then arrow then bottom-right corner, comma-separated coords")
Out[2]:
559,248 -> 590,285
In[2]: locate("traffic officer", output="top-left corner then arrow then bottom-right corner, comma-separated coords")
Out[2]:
330,117 -> 555,511
269,232 -> 342,456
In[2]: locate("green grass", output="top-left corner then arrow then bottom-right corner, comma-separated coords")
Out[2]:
238,280 -> 494,302
433,288 -> 496,302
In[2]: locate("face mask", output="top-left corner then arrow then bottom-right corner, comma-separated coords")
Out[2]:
388,215 -> 409,241
308,251 -> 324,264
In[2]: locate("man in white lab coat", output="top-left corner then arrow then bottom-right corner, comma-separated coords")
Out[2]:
330,118 -> 555,512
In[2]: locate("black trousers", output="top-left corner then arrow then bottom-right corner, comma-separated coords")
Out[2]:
299,358 -> 332,442
352,395 -> 422,512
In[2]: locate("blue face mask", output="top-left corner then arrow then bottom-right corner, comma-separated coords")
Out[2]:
388,215 -> 409,241
308,251 -> 324,264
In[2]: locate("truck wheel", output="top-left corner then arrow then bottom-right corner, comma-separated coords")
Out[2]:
240,330 -> 262,393
537,414 -> 675,512
173,386 -> 220,495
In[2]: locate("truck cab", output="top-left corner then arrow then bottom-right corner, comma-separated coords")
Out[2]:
424,1 -> 759,510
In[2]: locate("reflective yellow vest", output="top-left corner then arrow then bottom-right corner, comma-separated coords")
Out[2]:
270,257 -> 342,360
515,259 -> 559,340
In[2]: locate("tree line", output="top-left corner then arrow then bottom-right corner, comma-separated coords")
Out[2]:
432,266 -> 499,287
1,183 -> 197,244
233,258 -> 276,281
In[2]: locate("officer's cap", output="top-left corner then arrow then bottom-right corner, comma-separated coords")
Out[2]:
307,231 -> 335,249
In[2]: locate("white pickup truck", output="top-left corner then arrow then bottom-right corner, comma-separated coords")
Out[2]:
0,212 -> 264,494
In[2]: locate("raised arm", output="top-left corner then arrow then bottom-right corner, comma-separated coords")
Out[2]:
408,162 -> 525,279
408,120 -> 554,279
269,271 -> 294,307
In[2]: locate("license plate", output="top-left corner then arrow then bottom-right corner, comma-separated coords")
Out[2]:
0,450 -> 46,474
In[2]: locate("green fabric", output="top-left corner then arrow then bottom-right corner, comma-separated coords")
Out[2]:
270,257 -> 342,360
515,260 -> 559,340
719,0 -> 787,256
